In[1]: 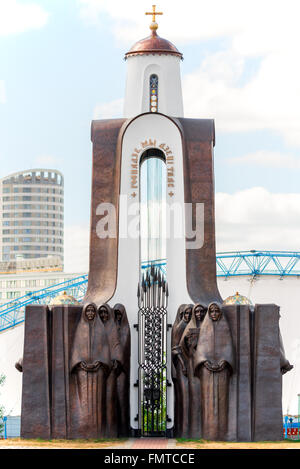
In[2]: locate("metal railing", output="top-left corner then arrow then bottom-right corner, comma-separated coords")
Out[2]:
1,251 -> 300,333
0,275 -> 88,332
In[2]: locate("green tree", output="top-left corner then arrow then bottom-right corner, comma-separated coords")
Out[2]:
0,374 -> 5,436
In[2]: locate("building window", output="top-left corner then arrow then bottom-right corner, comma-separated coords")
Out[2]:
25,280 -> 37,288
7,280 -> 21,288
7,291 -> 21,299
150,74 -> 158,113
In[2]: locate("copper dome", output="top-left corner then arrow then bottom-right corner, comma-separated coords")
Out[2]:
125,30 -> 183,60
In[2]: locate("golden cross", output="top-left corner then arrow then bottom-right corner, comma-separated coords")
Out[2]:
145,5 -> 163,23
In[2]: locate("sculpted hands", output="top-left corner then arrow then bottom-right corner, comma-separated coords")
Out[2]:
203,360 -> 226,372
79,361 -> 101,372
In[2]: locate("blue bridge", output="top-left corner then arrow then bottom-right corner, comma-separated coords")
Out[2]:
0,250 -> 299,333
0,275 -> 88,333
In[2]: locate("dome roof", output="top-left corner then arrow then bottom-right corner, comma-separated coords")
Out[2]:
223,292 -> 252,306
125,30 -> 183,59
50,291 -> 80,306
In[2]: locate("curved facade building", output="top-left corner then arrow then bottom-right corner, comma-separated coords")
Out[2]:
0,169 -> 64,265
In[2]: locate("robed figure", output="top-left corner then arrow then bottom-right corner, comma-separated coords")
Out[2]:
179,303 -> 207,438
69,303 -> 111,439
113,303 -> 131,436
194,303 -> 234,441
98,303 -> 123,438
171,304 -> 193,437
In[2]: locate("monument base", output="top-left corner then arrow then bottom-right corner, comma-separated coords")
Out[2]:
172,303 -> 287,441
20,304 -> 131,439
20,303 -> 288,441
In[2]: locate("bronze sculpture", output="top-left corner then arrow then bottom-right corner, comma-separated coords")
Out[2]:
113,304 -> 131,436
98,303 -> 123,437
179,304 -> 207,438
194,303 -> 234,440
17,72 -> 292,442
193,303 -> 207,328
69,303 -> 111,439
15,357 -> 23,373
171,304 -> 193,437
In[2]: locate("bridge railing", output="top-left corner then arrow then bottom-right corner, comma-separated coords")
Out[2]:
1,251 -> 300,332
0,275 -> 88,332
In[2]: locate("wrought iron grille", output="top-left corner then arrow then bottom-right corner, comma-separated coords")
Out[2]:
137,267 -> 168,436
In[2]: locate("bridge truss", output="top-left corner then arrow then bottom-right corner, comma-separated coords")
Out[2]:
0,250 -> 299,333
0,275 -> 88,333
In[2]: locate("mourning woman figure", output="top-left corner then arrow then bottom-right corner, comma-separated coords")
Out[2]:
194,303 -> 234,441
179,303 -> 207,438
193,304 -> 207,328
99,303 -> 123,438
171,304 -> 193,437
113,304 -> 131,436
70,303 -> 111,439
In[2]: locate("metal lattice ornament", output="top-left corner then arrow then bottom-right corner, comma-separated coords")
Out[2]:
137,266 -> 168,436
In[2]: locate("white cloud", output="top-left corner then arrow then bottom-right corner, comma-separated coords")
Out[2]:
94,98 -> 124,119
78,0 -> 300,50
0,80 -> 6,103
79,0 -> 300,146
0,0 -> 49,36
228,150 -> 300,169
216,187 -> 300,252
63,188 -> 300,273
64,224 -> 89,273
182,49 -> 300,146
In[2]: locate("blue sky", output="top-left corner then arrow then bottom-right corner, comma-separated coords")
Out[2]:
0,0 -> 127,228
1,0 -> 300,417
1,0 -> 300,270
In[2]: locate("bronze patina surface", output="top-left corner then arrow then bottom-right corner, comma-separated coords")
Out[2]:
172,302 -> 290,441
85,114 -> 222,307
20,303 -> 130,439
19,114 -> 291,442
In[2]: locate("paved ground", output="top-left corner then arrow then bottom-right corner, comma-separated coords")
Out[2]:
0,438 -> 299,449
0,438 -> 178,449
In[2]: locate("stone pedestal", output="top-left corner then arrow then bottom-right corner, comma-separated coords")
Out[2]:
172,303 -> 287,441
20,304 -> 130,439
252,304 -> 283,441
224,304 -> 252,441
21,305 -> 51,439
21,305 -> 82,439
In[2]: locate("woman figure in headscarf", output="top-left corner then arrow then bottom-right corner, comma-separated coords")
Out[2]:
179,303 -> 207,438
194,302 -> 234,441
193,303 -> 207,328
113,303 -> 131,436
171,304 -> 193,437
98,303 -> 123,438
69,303 -> 111,439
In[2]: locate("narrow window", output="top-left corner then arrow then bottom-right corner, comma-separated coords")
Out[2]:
150,74 -> 158,112
140,148 -> 166,270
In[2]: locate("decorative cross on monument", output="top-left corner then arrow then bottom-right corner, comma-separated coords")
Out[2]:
145,5 -> 163,23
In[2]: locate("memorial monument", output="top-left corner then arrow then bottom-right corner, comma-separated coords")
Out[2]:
18,6 -> 292,440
